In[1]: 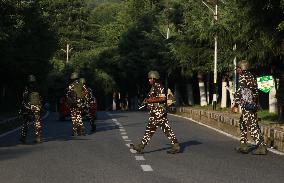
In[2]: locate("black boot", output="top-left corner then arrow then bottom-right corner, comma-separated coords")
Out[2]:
19,136 -> 26,144
34,136 -> 41,144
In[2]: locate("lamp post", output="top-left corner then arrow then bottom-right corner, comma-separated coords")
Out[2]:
202,0 -> 218,110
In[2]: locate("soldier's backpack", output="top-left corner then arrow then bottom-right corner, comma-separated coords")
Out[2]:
73,82 -> 85,99
67,82 -> 85,107
29,91 -> 41,106
241,87 -> 257,112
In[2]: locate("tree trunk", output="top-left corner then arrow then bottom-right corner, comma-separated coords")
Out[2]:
186,84 -> 194,106
228,81 -> 235,107
221,78 -> 227,108
198,73 -> 208,106
206,73 -> 210,104
269,85 -> 277,113
174,84 -> 182,106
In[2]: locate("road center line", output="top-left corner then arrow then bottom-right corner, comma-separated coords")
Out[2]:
135,156 -> 145,161
141,165 -> 153,172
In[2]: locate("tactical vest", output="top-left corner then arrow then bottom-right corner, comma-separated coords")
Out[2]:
29,92 -> 41,106
73,82 -> 85,99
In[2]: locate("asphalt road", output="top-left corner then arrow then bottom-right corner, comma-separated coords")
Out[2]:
1,111 -> 284,183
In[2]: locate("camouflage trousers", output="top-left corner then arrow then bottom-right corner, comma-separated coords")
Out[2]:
70,107 -> 85,135
141,107 -> 178,145
239,110 -> 265,146
21,105 -> 41,138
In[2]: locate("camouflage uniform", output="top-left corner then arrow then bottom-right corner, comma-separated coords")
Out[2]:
85,87 -> 97,132
141,82 -> 178,146
131,71 -> 180,154
66,80 -> 88,136
20,78 -> 42,144
234,70 -> 266,151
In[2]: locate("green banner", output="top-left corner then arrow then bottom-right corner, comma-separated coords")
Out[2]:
257,75 -> 274,93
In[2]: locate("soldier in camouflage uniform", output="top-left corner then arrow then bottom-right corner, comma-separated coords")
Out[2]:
80,78 -> 97,132
130,71 -> 180,154
232,60 -> 267,155
19,75 -> 42,144
66,73 -> 88,136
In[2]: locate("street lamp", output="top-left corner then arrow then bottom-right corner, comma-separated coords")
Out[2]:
202,0 -> 218,110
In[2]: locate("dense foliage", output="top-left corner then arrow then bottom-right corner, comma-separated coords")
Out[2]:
1,0 -> 283,111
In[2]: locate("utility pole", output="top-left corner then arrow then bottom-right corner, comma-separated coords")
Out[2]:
202,0 -> 218,110
61,43 -> 73,64
233,44 -> 237,93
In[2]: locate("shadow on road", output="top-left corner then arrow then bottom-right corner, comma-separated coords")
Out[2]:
143,140 -> 202,154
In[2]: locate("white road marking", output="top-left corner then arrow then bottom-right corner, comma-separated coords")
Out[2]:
112,119 -> 117,122
126,143 -> 131,147
119,129 -> 126,132
122,136 -> 128,139
121,132 -> 127,135
124,139 -> 132,142
169,113 -> 284,156
130,149 -> 137,153
141,165 -> 153,171
135,156 -> 145,161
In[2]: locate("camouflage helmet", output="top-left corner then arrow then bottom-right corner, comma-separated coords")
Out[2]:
79,78 -> 86,84
28,75 -> 36,82
70,72 -> 79,80
238,60 -> 250,70
148,70 -> 160,79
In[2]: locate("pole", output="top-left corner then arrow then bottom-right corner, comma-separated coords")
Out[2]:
212,4 -> 218,110
66,44 -> 69,64
233,44 -> 237,93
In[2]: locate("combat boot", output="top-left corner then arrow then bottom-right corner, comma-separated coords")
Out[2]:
72,131 -> 78,136
252,145 -> 267,155
34,136 -> 41,144
235,143 -> 249,154
19,136 -> 26,144
130,143 -> 145,154
167,143 -> 180,154
91,124 -> 96,133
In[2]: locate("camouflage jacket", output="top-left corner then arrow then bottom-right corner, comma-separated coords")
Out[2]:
147,82 -> 166,110
234,70 -> 258,108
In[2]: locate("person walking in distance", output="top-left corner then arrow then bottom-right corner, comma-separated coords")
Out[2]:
19,75 -> 42,144
66,72 -> 88,136
231,60 -> 267,155
130,71 -> 180,154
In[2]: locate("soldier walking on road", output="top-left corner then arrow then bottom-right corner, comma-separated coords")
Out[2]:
19,75 -> 42,144
80,78 -> 97,132
231,60 -> 267,155
130,71 -> 180,154
66,73 -> 88,136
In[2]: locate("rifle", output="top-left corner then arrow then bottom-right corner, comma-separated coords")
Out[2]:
138,98 -> 148,110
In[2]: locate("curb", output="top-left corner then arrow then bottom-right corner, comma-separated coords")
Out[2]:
169,113 -> 284,156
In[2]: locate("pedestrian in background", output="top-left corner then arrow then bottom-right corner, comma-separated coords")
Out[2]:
231,60 -> 267,155
19,75 -> 42,144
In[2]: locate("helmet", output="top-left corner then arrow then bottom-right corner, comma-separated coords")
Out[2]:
79,78 -> 86,84
28,75 -> 36,82
238,60 -> 250,70
148,70 -> 160,79
70,72 -> 79,80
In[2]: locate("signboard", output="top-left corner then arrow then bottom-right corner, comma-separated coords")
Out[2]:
257,75 -> 274,93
